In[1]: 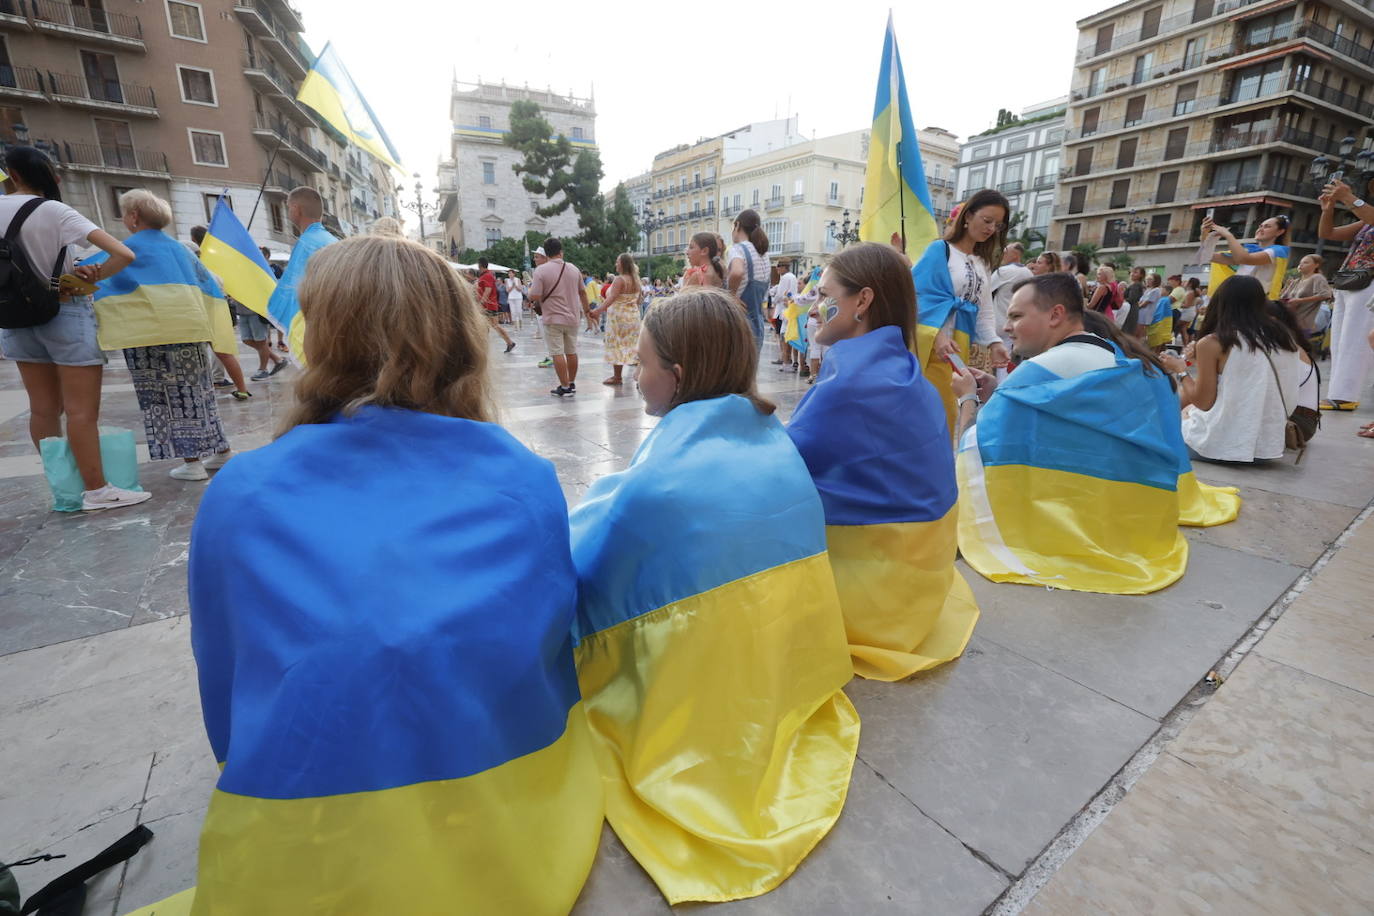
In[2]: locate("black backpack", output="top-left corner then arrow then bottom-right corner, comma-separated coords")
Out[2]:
0,199 -> 65,330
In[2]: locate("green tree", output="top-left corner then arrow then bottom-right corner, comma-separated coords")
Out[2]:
1107,252 -> 1135,271
1071,242 -> 1101,267
505,99 -> 605,236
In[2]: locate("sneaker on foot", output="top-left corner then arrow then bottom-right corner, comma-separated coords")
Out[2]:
550,385 -> 572,397
81,484 -> 152,512
230,390 -> 252,401
505,341 -> 516,353
250,369 -> 272,381
567,382 -> 576,391
538,357 -> 554,368
268,358 -> 288,376
213,379 -> 234,389
170,461 -> 209,481
204,450 -> 233,471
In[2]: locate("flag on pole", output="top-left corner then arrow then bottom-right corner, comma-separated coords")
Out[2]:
201,197 -> 277,321
297,42 -> 403,172
858,14 -> 937,256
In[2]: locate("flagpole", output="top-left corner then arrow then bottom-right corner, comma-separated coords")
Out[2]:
896,139 -> 907,253
247,137 -> 284,234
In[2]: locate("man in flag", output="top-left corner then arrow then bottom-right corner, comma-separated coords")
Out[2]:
954,273 -> 1238,595
267,187 -> 336,362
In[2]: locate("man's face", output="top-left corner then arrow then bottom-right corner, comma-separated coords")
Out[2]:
1005,285 -> 1060,359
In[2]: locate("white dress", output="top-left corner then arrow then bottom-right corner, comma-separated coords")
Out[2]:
1181,344 -> 1302,462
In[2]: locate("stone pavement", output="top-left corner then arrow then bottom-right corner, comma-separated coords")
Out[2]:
1,322 -> 1371,915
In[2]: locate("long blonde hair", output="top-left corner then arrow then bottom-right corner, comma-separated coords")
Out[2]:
643,288 -> 774,415
281,235 -> 494,434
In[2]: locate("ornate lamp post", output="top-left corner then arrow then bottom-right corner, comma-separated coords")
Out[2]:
640,201 -> 668,280
1111,208 -> 1149,257
401,172 -> 439,251
827,209 -> 861,248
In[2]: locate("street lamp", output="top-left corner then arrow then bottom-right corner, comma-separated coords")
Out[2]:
827,209 -> 860,248
640,201 -> 667,280
402,172 -> 439,251
1112,209 -> 1149,256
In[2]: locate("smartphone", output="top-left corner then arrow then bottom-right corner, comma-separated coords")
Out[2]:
1205,208 -> 1215,220
946,351 -> 968,373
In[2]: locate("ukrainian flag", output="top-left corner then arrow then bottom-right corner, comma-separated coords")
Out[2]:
1211,242 -> 1289,300
126,405 -> 603,916
83,229 -> 235,354
201,197 -> 277,322
571,394 -> 859,904
297,42 -> 403,171
267,221 -> 335,363
783,294 -> 808,356
789,325 -> 979,680
858,14 -> 937,256
912,238 -> 978,437
957,343 -> 1192,594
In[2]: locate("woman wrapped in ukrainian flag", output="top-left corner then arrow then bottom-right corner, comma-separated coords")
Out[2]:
912,189 -> 1013,438
571,288 -> 859,904
788,243 -> 980,681
130,236 -> 603,916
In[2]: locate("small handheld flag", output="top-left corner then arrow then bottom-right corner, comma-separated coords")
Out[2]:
201,197 -> 277,321
297,43 -> 403,172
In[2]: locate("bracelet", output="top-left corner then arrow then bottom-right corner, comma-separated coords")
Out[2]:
956,393 -> 980,410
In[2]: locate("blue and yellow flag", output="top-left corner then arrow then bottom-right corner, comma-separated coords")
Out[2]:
912,239 -> 979,436
267,221 -> 335,363
1211,242 -> 1289,301
129,406 -> 603,916
957,341 -> 1195,594
201,197 -> 277,321
858,14 -> 937,256
789,325 -> 979,680
571,394 -> 859,904
84,229 -> 234,353
783,294 -> 808,356
297,42 -> 402,171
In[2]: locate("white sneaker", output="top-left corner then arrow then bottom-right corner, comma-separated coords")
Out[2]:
81,484 -> 153,512
170,461 -> 209,481
204,450 -> 233,471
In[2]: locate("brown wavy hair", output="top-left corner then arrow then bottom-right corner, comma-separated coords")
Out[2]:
945,188 -> 1010,266
643,288 -> 774,415
825,242 -> 917,350
280,235 -> 494,434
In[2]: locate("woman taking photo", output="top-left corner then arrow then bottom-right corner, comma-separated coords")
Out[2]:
1202,213 -> 1291,300
725,208 -> 771,347
92,190 -> 234,482
912,188 -> 1011,436
181,235 -> 602,914
570,288 -> 856,904
0,147 -> 147,511
788,242 -> 979,680
589,253 -> 642,386
1317,178 -> 1374,414
681,231 -> 725,289
1168,275 -> 1303,463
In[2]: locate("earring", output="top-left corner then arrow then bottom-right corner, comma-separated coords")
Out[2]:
856,313 -> 864,322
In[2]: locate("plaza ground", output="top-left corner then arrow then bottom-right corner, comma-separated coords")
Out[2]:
1,323 -> 1371,914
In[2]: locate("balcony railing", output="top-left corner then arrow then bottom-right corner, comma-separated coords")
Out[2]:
253,112 -> 325,169
764,196 -> 784,211
1203,173 -> 1310,199
722,203 -> 741,217
776,241 -> 805,254
242,51 -> 299,98
927,177 -> 955,190
997,180 -> 1024,194
0,0 -> 25,19
265,170 -> 301,192
1032,175 -> 1055,189
791,193 -> 804,203
1303,21 -> 1374,68
61,140 -> 168,174
47,71 -> 157,111
31,0 -> 144,42
1074,0 -> 1263,62
0,65 -> 43,94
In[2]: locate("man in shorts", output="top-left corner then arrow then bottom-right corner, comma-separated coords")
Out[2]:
238,299 -> 286,380
527,238 -> 589,397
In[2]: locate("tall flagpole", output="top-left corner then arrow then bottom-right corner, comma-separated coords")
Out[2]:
897,142 -> 907,253
247,137 -> 284,233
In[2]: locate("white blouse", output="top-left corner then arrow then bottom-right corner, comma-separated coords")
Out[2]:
946,246 -> 1000,346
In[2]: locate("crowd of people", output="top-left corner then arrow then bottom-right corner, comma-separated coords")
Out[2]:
4,138 -> 1374,912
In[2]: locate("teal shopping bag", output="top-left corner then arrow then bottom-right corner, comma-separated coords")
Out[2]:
39,427 -> 144,512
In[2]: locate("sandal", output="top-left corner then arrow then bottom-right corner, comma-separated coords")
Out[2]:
603,377 -> 623,386
230,390 -> 252,401
1359,425 -> 1374,438
1320,399 -> 1360,411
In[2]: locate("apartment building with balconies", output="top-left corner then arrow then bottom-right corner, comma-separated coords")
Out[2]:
1051,0 -> 1373,273
435,80 -> 595,254
919,126 -> 962,225
0,0 -> 350,250
715,129 -> 869,273
956,99 -> 1069,242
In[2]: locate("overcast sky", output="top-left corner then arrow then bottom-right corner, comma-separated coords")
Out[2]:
292,0 -> 1090,199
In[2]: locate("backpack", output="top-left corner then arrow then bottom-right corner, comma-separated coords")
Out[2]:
0,199 -> 65,330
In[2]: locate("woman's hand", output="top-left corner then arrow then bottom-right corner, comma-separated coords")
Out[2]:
1201,216 -> 1230,239
1183,340 -> 1197,362
988,341 -> 1010,368
1324,178 -> 1355,206
1159,352 -> 1187,375
1319,191 -> 1336,212
933,331 -> 957,360
73,263 -> 101,282
950,367 -> 977,399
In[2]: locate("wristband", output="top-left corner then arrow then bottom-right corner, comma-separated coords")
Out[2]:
1353,198 -> 1368,209
956,393 -> 980,410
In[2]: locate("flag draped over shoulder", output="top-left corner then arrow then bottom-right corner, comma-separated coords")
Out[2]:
297,42 -> 403,171
1210,242 -> 1289,301
783,295 -> 808,356
957,342 -> 1229,594
789,326 -> 979,680
267,221 -> 335,363
201,198 -> 277,321
571,394 -> 858,905
858,14 -> 937,256
84,229 -> 234,352
127,406 -> 602,916
912,239 -> 978,436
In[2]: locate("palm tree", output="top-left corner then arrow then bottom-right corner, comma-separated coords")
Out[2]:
1071,242 -> 1101,267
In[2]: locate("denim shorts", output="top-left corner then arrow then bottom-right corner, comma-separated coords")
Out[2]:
0,296 -> 103,366
239,310 -> 272,342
